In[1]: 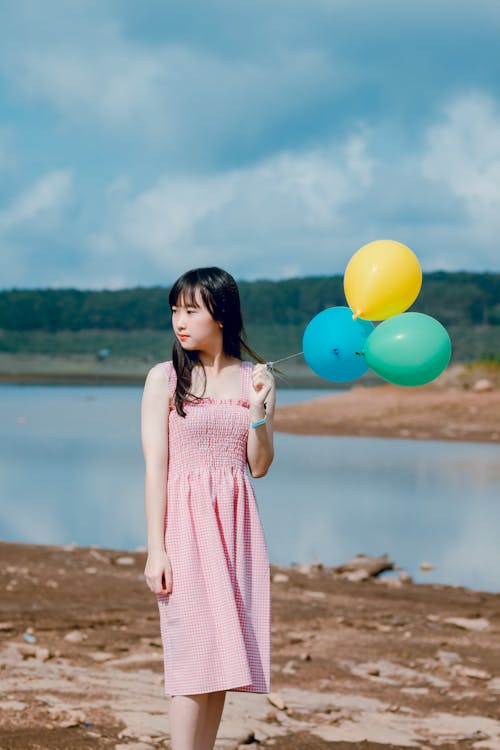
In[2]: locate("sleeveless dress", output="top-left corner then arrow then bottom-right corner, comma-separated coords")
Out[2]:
156,360 -> 271,696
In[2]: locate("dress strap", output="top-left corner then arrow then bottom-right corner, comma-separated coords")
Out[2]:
240,360 -> 253,403
163,361 -> 177,400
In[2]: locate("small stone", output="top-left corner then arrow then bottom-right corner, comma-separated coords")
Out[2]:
473,378 -> 493,392
45,579 -> 59,588
300,651 -> 312,661
272,573 -> 289,583
84,567 -> 97,574
287,631 -> 306,644
115,555 -> 136,566
399,570 -> 413,583
444,617 -> 490,632
456,665 -> 492,680
282,659 -> 297,675
342,569 -> 369,582
0,622 -> 14,631
303,590 -> 326,599
89,651 -> 114,661
64,630 -> 88,643
420,561 -> 434,571
375,576 -> 403,588
267,692 -> 287,710
437,650 -> 462,666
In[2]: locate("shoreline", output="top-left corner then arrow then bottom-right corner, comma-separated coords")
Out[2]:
1,540 -> 499,749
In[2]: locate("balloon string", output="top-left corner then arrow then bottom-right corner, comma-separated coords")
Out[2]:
266,351 -> 304,370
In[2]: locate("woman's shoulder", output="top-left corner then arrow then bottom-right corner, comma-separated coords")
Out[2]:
144,361 -> 175,387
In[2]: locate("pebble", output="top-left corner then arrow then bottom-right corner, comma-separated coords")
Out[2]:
341,569 -> 369,582
267,692 -> 287,710
282,660 -> 298,675
0,622 -> 14,631
85,567 -> 98,574
473,378 -> 493,392
303,590 -> 326,599
444,616 -> 490,632
64,630 -> 88,643
272,573 -> 289,583
115,556 -> 135,566
420,561 -> 434,571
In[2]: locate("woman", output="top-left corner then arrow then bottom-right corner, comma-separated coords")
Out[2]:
141,267 -> 275,750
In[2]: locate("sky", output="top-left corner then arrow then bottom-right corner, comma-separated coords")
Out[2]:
1,0 -> 500,290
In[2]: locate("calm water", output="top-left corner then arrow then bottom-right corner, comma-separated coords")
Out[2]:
1,384 -> 499,591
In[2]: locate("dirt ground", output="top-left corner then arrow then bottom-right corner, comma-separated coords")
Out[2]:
273,384 -> 500,444
0,542 -> 499,749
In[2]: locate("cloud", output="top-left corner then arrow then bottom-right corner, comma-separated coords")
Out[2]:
87,131 -> 375,280
0,170 -> 73,233
421,93 -> 500,245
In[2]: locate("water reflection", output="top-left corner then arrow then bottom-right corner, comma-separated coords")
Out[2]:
1,384 -> 499,591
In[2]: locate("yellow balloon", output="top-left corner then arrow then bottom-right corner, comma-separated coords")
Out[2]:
344,239 -> 422,320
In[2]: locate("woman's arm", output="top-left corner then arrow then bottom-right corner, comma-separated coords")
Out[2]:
247,364 -> 276,478
141,364 -> 172,594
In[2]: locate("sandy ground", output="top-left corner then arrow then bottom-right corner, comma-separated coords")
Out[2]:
274,385 -> 500,444
1,542 -> 499,750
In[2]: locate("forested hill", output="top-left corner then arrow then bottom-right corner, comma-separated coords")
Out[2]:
0,272 -> 498,331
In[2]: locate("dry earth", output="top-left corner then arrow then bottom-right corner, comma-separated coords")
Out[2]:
1,542 -> 499,750
274,385 -> 500,444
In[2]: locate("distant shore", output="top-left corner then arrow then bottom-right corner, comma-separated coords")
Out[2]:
274,383 -> 500,444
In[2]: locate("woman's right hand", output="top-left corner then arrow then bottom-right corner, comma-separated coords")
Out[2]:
144,549 -> 173,595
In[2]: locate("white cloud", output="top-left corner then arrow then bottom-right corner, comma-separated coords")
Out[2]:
421,93 -> 500,245
0,170 -> 73,233
88,132 -> 375,279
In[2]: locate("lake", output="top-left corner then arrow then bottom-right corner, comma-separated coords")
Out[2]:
1,384 -> 499,592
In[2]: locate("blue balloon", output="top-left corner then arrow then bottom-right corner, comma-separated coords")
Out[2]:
302,306 -> 374,382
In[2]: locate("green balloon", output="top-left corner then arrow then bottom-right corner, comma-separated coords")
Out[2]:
361,313 -> 452,386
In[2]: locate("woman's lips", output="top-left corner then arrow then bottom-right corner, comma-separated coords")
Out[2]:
177,334 -> 189,340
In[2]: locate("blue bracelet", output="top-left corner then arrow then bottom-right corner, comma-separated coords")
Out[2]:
251,416 -> 267,429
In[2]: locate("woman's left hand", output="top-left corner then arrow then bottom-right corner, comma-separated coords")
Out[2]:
249,364 -> 274,410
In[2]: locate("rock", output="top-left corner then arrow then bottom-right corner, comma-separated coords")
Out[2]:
267,692 -> 287,710
88,651 -> 114,661
375,576 -> 403,588
115,556 -> 135,566
444,616 -> 490,632
48,706 -> 85,727
342,569 -> 369,582
300,651 -> 312,661
399,570 -> 413,583
335,553 -> 394,577
287,631 -> 306,644
419,561 -> 434,571
272,573 -> 289,583
437,650 -> 462,666
18,644 -> 51,661
303,590 -> 326,599
64,630 -> 88,643
473,378 -> 493,392
0,622 -> 14,631
85,566 -> 98,574
455,665 -> 492,680
45,579 -> 59,588
282,660 -> 298,675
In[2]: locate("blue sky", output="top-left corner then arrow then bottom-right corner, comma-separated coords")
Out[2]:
1,0 -> 500,290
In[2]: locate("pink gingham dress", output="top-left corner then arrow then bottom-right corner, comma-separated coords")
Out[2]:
156,359 -> 271,696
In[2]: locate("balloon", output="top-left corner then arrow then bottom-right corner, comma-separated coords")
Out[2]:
303,306 -> 374,382
361,313 -> 452,386
344,239 -> 422,320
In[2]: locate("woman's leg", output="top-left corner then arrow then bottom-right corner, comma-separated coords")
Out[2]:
197,690 -> 226,750
169,693 -> 208,750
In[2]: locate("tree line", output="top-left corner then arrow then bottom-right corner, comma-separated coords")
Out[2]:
0,272 -> 498,332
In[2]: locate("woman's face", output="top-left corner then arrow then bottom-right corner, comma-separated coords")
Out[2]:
171,286 -> 222,352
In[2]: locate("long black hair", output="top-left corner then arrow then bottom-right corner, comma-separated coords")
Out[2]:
168,267 -> 264,417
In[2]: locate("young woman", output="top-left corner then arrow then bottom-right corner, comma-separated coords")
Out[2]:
141,267 -> 275,750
